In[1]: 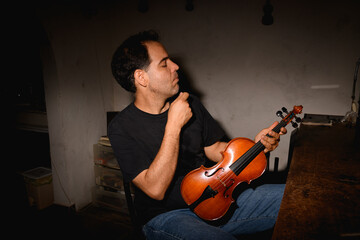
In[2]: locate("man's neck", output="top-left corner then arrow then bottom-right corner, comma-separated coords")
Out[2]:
134,92 -> 170,115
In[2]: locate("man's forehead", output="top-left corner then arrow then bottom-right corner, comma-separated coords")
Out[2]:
145,41 -> 168,62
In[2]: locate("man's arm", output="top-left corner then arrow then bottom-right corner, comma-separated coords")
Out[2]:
204,141 -> 228,162
132,92 -> 192,200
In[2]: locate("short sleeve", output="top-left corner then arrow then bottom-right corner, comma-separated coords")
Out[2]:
108,130 -> 150,182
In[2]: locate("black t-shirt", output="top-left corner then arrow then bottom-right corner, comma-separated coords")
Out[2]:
108,94 -> 225,224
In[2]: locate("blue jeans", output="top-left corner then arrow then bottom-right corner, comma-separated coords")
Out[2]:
143,184 -> 285,239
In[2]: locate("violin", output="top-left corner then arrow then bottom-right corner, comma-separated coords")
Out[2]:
180,105 -> 303,221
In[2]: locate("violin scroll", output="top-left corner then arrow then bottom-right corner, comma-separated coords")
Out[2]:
277,105 -> 303,128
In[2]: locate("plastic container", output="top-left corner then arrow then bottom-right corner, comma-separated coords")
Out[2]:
93,144 -> 120,169
94,164 -> 124,191
92,185 -> 130,214
22,167 -> 54,209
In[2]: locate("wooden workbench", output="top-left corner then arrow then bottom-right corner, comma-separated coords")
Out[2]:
272,123 -> 360,239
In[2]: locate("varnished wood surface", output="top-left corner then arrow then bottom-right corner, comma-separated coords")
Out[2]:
272,123 -> 360,240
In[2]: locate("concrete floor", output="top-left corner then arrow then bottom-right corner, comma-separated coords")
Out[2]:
13,168 -> 139,240
16,198 -> 137,240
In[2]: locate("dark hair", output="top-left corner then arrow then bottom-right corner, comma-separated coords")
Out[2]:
111,30 -> 160,92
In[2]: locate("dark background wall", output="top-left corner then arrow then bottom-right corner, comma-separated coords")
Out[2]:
10,0 -> 360,209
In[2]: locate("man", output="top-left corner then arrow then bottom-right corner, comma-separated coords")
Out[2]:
109,30 -> 287,239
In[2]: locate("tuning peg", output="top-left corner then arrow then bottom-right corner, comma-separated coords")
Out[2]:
276,111 -> 284,118
295,117 -> 302,123
281,107 -> 288,114
291,121 -> 298,128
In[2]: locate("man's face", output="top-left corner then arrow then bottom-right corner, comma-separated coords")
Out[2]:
144,41 -> 180,98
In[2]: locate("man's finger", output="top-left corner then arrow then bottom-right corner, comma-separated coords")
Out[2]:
269,121 -> 278,130
180,92 -> 189,100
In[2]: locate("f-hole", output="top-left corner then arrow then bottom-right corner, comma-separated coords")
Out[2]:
204,167 -> 224,177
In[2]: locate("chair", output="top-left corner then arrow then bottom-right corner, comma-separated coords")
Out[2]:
123,178 -> 145,239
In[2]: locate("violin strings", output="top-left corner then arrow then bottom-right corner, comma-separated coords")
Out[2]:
210,141 -> 265,193
210,121 -> 288,193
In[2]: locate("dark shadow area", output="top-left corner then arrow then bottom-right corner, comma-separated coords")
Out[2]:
13,203 -> 136,240
172,57 -> 204,99
173,57 -> 233,143
14,130 -> 51,172
11,130 -> 137,239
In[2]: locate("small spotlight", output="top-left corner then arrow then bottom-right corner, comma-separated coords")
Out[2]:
138,0 -> 149,13
262,0 -> 273,25
186,0 -> 194,11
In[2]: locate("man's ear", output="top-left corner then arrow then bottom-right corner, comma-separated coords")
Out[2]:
134,69 -> 148,88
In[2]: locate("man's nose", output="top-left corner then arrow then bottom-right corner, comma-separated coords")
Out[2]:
169,59 -> 179,71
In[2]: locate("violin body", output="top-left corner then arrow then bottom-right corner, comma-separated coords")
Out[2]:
180,105 -> 303,221
180,137 -> 267,221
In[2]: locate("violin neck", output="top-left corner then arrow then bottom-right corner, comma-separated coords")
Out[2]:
229,120 -> 287,176
270,120 -> 287,135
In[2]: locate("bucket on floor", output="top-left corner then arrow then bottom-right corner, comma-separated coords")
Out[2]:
22,167 -> 54,209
